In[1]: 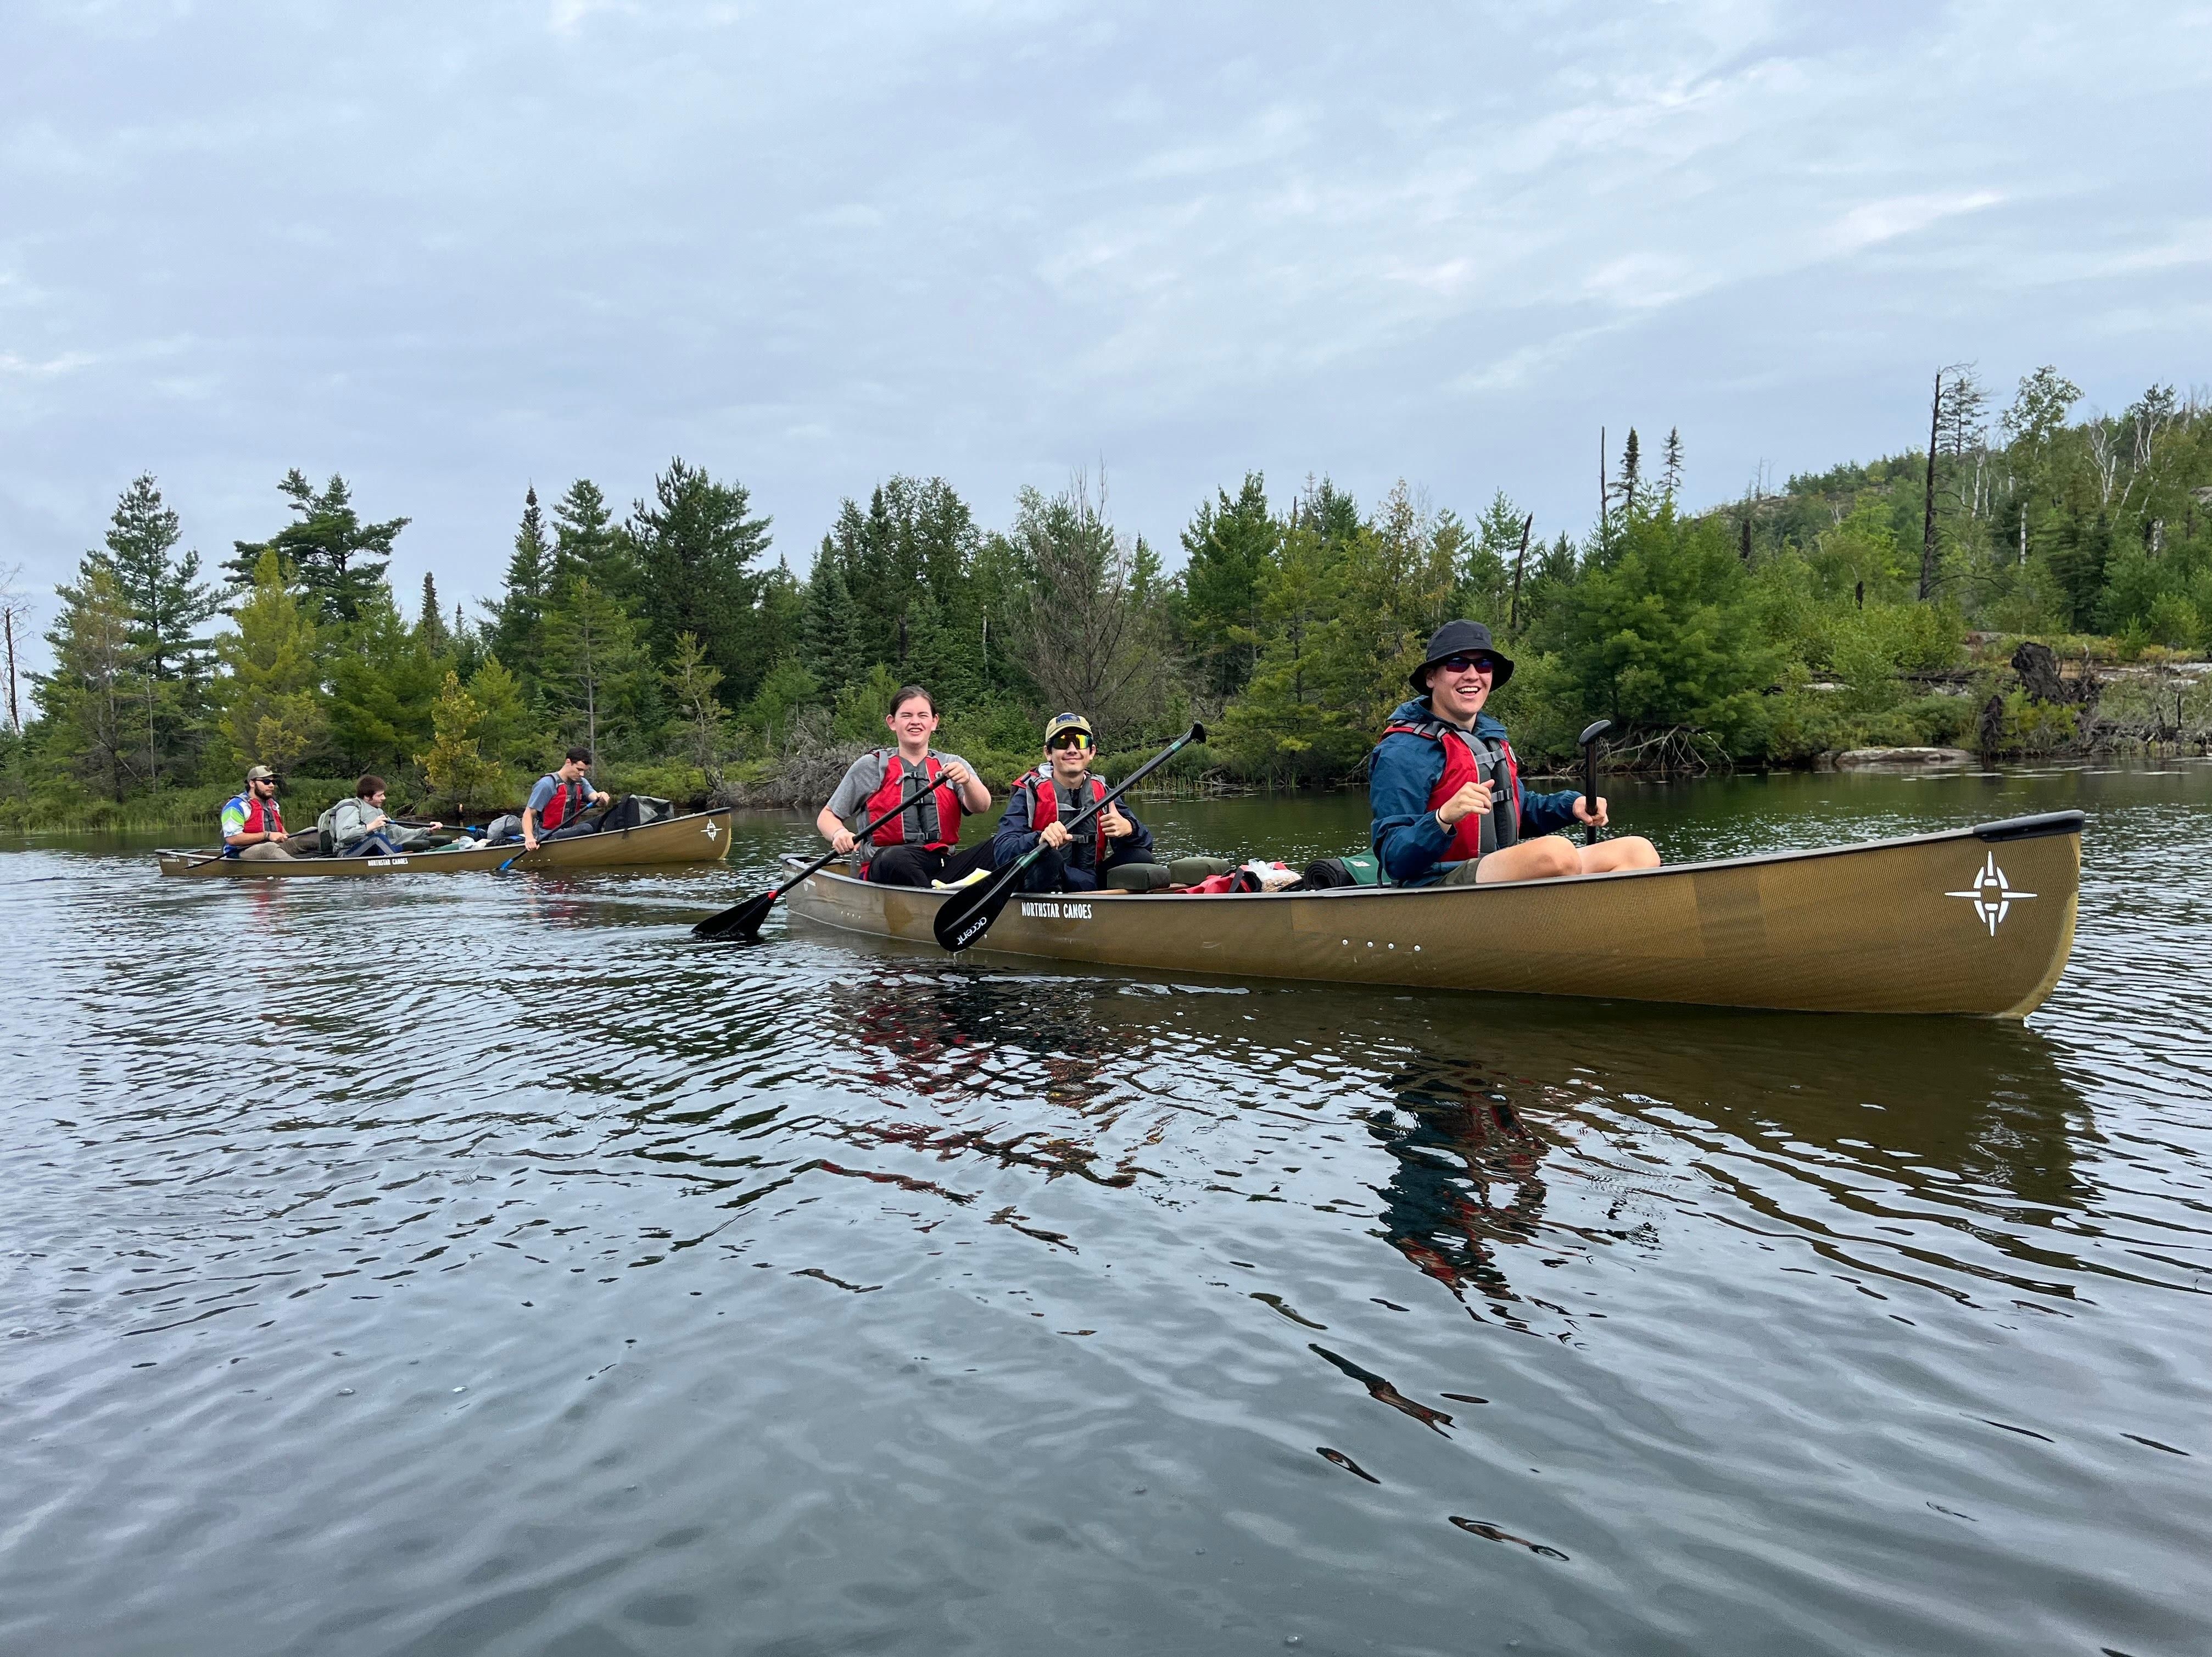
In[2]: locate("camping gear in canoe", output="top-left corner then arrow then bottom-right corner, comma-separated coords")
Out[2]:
771,810 -> 2083,1018
157,806 -> 736,878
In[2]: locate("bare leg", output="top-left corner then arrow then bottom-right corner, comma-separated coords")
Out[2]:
1576,836 -> 1660,874
1471,838 -> 1580,883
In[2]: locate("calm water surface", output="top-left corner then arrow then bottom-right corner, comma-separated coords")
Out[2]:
4,765 -> 2209,1656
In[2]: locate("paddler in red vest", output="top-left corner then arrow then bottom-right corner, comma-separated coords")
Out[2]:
990,712 -> 1157,893
220,765 -> 294,860
1371,621 -> 1660,886
522,746 -> 612,852
817,684 -> 996,886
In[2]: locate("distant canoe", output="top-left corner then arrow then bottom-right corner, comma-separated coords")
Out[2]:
157,808 -> 737,878
781,811 -> 2083,1018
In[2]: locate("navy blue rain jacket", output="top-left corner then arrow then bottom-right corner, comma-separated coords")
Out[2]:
991,771 -> 1155,890
1368,698 -> 1583,885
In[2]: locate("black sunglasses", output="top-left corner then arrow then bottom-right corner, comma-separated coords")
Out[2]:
1435,653 -> 1496,676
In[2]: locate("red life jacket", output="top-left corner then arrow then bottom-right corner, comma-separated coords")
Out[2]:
537,775 -> 586,831
1025,769 -> 1108,868
243,795 -> 284,838
867,752 -> 960,850
1380,715 -> 1521,862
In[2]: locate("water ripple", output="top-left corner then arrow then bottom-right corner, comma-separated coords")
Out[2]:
3,766 -> 2209,1656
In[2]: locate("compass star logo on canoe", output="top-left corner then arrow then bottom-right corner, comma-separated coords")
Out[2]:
1946,852 -> 2035,936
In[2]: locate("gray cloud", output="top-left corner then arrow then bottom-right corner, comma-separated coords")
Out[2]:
2,0 -> 2204,669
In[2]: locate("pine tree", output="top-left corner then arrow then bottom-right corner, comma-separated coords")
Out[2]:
37,557 -> 142,801
1177,472 -> 1277,702
227,471 -> 409,624
1464,490 -> 1524,626
417,572 -> 451,658
100,474 -> 216,789
490,486 -> 554,689
416,670 -> 502,817
629,458 -> 774,696
541,576 -> 642,758
328,582 -> 442,776
1661,428 -> 1685,501
551,479 -> 631,598
464,654 -> 540,785
216,550 -> 325,774
1611,428 -> 1644,518
662,631 -> 730,789
801,533 -> 857,688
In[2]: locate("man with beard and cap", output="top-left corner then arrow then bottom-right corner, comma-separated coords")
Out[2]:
1370,621 -> 1660,886
220,765 -> 295,861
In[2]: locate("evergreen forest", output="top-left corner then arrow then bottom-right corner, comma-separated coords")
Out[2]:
5,364 -> 2209,834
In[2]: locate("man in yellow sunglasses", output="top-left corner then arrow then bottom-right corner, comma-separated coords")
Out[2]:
990,712 -> 1156,892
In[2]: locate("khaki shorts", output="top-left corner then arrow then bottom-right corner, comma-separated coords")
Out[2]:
1440,856 -> 1488,886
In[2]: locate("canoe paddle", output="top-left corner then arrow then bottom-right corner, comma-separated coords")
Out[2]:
934,722 -> 1205,955
690,772 -> 944,944
1578,718 -> 1612,847
496,799 -> 617,874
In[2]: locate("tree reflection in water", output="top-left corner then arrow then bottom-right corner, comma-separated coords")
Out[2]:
1362,1058 -> 1559,1327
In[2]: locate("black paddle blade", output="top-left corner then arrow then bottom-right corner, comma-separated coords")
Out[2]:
692,887 -> 778,943
932,864 -> 1021,953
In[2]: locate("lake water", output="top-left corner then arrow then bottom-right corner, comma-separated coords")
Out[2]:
4,763 -> 2209,1656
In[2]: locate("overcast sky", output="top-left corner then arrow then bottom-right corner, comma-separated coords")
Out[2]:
3,0 -> 2206,671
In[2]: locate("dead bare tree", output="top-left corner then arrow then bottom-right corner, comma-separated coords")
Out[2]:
0,564 -> 29,737
1008,472 -> 1170,742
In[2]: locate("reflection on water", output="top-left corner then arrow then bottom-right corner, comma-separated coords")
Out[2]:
2,762 -> 2209,1656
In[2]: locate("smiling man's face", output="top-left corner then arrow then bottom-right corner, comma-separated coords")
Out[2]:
887,697 -> 938,746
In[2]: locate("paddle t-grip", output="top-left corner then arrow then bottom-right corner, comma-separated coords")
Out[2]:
1577,719 -> 1612,847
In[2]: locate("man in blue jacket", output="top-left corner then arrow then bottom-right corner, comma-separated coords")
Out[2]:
1371,621 -> 1660,886
992,713 -> 1158,892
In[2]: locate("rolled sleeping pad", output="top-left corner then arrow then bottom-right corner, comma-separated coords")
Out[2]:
1168,855 -> 1238,886
1105,862 -> 1175,892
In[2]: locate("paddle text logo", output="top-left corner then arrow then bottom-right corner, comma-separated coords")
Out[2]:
1946,852 -> 2035,936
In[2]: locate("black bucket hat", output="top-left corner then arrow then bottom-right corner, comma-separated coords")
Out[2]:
1410,620 -> 1515,694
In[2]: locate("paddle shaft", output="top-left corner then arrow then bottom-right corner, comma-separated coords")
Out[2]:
935,723 -> 1204,953
498,799 -> 617,872
1577,718 -> 1612,847
691,768 -> 951,941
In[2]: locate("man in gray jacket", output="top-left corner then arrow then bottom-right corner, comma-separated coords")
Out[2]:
327,776 -> 442,856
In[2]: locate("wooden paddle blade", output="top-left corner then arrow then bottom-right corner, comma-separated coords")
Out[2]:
693,888 -> 778,943
932,864 -> 1021,952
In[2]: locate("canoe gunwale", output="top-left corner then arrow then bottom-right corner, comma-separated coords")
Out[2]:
778,810 -> 2088,906
155,807 -> 736,877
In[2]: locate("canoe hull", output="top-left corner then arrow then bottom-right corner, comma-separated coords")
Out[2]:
157,808 -> 737,877
783,814 -> 2081,1018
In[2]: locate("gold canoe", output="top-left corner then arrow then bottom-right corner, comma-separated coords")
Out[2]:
782,810 -> 2082,1018
157,808 -> 736,878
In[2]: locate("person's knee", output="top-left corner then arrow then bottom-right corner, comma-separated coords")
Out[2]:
867,847 -> 925,886
1016,850 -> 1064,892
1588,836 -> 1659,872
1533,838 -> 1579,878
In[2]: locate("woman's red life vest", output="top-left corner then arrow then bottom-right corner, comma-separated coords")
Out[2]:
537,775 -> 586,832
1380,715 -> 1521,862
866,752 -> 960,850
1025,769 -> 1108,868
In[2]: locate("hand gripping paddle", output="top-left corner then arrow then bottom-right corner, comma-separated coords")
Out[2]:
691,772 -> 942,943
932,723 -> 1205,954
